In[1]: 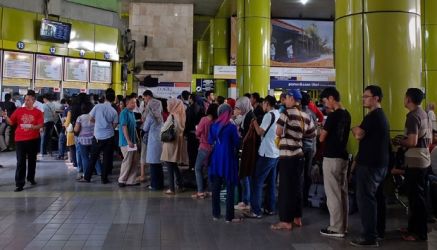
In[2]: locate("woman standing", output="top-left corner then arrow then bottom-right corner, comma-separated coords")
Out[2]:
143,99 -> 164,190
209,104 -> 241,222
271,89 -> 316,230
74,102 -> 102,181
160,98 -> 188,194
191,103 -> 218,199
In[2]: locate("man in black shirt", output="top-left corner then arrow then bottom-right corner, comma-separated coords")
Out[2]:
351,85 -> 390,247
319,87 -> 351,238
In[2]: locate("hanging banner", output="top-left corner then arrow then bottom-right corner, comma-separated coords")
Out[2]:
139,82 -> 191,99
195,79 -> 214,92
36,54 -> 63,81
3,51 -> 33,79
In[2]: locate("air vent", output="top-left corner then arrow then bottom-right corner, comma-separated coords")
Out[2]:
143,61 -> 183,71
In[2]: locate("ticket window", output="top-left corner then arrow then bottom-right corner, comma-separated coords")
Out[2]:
1,86 -> 28,103
62,88 -> 81,98
88,89 -> 105,98
36,87 -> 61,101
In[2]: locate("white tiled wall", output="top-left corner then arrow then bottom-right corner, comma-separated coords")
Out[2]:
129,3 -> 193,83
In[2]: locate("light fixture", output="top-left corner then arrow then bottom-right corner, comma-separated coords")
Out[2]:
300,0 -> 309,4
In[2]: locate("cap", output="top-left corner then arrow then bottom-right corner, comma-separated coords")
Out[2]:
286,89 -> 302,101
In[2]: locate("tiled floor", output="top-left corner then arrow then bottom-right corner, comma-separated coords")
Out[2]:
0,151 -> 436,250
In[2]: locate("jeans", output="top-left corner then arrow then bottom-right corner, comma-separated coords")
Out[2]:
356,165 -> 387,242
405,167 -> 428,240
250,156 -> 278,215
58,132 -> 66,157
150,163 -> 164,190
15,139 -> 39,188
211,175 -> 235,221
41,121 -> 54,155
194,148 -> 210,193
84,137 -> 114,182
77,143 -> 102,176
75,139 -> 82,172
165,161 -> 182,192
241,177 -> 251,205
303,148 -> 314,204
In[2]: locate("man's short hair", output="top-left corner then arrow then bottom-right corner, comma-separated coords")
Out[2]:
264,95 -> 277,107
4,93 -> 11,101
26,90 -> 36,98
406,88 -> 424,105
251,92 -> 261,103
365,85 -> 383,102
216,96 -> 225,105
105,88 -> 116,102
143,90 -> 153,98
181,90 -> 190,100
243,93 -> 251,98
126,94 -> 137,102
320,87 -> 340,102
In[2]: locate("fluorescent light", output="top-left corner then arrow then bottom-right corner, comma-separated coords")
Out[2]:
301,0 -> 309,4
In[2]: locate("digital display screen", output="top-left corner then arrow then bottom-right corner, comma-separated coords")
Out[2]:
39,19 -> 72,43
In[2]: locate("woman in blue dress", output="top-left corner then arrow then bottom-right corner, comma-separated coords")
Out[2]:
209,104 -> 241,222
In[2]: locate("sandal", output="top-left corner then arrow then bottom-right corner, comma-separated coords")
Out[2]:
293,218 -> 303,227
164,189 -> 175,195
270,222 -> 292,231
191,193 -> 206,199
136,176 -> 146,183
225,218 -> 243,223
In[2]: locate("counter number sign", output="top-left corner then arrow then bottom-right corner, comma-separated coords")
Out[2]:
17,41 -> 25,50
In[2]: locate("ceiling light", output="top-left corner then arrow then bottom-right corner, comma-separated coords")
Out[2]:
300,0 -> 309,4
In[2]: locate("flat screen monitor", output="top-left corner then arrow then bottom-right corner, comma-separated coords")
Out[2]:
39,19 -> 71,43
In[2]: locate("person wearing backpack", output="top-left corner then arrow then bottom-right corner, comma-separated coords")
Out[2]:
247,95 -> 280,218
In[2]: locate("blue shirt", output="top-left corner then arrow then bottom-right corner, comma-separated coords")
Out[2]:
119,108 -> 137,147
89,102 -> 118,140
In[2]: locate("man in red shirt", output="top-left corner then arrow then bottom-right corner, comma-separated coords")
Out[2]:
3,90 -> 44,192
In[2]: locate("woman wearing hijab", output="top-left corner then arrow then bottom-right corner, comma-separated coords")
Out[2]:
143,99 -> 164,190
209,104 -> 241,222
234,96 -> 255,210
161,98 -> 188,195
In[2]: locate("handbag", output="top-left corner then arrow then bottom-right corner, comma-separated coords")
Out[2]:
161,115 -> 176,142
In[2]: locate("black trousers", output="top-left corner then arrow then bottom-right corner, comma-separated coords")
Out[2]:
15,138 -> 39,188
41,121 -> 54,155
278,156 -> 304,223
376,179 -> 386,238
302,148 -> 313,205
186,133 -> 199,169
84,137 -> 114,182
406,167 -> 428,240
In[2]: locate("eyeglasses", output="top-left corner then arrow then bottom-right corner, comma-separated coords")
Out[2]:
362,95 -> 374,99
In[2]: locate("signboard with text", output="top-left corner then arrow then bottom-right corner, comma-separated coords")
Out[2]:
3,51 -> 33,79
64,58 -> 89,82
36,54 -> 63,81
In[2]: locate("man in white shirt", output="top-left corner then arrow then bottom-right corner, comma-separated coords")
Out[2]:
248,95 -> 280,218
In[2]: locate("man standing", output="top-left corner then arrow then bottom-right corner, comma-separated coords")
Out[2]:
203,91 -> 215,112
395,88 -> 431,241
3,91 -> 44,192
81,88 -> 118,184
249,95 -> 280,218
41,93 -> 57,157
351,85 -> 390,247
118,95 -> 140,187
319,87 -> 351,238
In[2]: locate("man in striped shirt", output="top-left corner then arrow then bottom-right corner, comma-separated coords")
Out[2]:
271,89 -> 316,231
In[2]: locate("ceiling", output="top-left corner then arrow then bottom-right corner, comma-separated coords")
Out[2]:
122,0 -> 335,40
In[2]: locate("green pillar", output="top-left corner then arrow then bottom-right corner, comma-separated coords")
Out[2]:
196,40 -> 210,75
336,0 -> 422,153
423,0 -> 437,104
237,0 -> 270,97
112,62 -> 123,95
210,18 -> 229,97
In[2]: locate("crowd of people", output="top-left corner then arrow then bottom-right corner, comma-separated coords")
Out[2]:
1,85 -> 437,247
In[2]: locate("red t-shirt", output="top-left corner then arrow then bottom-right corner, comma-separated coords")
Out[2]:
10,107 -> 44,142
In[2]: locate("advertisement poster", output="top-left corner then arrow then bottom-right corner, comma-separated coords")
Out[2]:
195,79 -> 214,92
230,19 -> 334,68
64,58 -> 89,82
271,19 -> 334,68
36,55 -> 63,80
139,82 -> 191,99
90,60 -> 112,83
3,51 -> 33,79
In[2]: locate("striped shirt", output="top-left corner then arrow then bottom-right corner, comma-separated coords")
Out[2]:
276,107 -> 316,158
